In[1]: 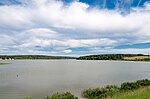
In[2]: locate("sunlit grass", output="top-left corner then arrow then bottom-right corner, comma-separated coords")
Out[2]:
82,79 -> 150,99
124,56 -> 150,60
110,87 -> 150,99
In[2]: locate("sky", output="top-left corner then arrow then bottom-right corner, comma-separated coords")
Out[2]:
0,0 -> 150,56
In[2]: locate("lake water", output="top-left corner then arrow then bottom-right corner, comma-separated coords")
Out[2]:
0,60 -> 150,99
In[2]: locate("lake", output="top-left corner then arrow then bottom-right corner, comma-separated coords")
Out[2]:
0,60 -> 150,99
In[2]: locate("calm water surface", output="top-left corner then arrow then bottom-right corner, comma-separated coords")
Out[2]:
0,60 -> 150,99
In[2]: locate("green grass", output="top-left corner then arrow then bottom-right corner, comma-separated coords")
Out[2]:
82,79 -> 150,99
24,97 -> 34,99
0,62 -> 10,65
110,87 -> 150,99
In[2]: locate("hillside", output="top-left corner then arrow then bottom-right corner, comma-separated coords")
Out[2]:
0,55 -> 76,60
77,54 -> 150,61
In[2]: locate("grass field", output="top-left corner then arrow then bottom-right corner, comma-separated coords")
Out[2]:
124,56 -> 150,60
0,62 -> 10,65
110,87 -> 150,99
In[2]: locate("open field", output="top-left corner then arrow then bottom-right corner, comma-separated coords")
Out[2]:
110,86 -> 150,99
124,56 -> 150,60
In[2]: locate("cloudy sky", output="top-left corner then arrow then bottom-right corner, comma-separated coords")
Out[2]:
0,0 -> 150,56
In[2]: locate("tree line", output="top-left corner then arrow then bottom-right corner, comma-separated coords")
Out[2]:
77,54 -> 150,61
0,55 -> 76,60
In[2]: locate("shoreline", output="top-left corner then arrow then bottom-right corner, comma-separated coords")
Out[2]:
25,79 -> 150,99
1,59 -> 150,62
0,62 -> 10,65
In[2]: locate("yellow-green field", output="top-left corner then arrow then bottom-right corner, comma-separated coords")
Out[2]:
0,62 -> 10,65
124,56 -> 150,60
110,87 -> 150,99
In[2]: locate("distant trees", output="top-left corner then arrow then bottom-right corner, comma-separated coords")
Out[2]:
77,54 -> 150,61
0,56 -> 13,60
0,55 -> 76,60
0,54 -> 149,61
77,54 -> 125,60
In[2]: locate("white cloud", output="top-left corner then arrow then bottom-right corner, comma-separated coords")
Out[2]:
0,0 -> 149,34
65,39 -> 117,48
15,37 -> 116,49
63,49 -> 72,53
22,28 -> 59,39
0,0 -> 150,55
89,48 -> 150,55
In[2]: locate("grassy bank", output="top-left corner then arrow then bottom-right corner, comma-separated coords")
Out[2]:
82,79 -> 150,99
0,62 -> 10,65
24,79 -> 150,99
110,86 -> 150,99
77,54 -> 150,62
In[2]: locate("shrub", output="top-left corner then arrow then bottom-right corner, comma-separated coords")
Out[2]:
121,79 -> 150,90
47,92 -> 78,99
82,79 -> 150,99
82,85 -> 119,99
121,82 -> 139,90
136,79 -> 150,86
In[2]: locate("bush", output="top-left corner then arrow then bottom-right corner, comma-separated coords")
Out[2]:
136,79 -> 150,86
47,92 -> 78,99
82,85 -> 120,99
24,79 -> 150,99
121,82 -> 139,90
121,79 -> 150,90
82,79 -> 150,99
